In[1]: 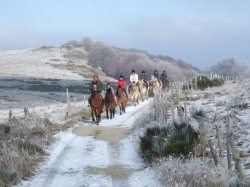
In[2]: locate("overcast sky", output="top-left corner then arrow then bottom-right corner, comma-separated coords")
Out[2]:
1,0 -> 250,68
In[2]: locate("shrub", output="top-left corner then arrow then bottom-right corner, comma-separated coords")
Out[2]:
155,157 -> 229,187
139,122 -> 199,163
0,124 -> 11,135
0,115 -> 50,186
193,76 -> 224,90
190,108 -> 206,120
0,168 -> 19,187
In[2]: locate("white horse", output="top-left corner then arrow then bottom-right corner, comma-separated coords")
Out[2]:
150,75 -> 162,96
138,79 -> 148,101
129,81 -> 140,106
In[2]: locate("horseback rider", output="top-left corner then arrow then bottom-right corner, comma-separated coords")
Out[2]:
117,75 -> 128,98
153,69 -> 160,82
129,69 -> 140,92
139,70 -> 149,89
105,82 -> 117,104
160,70 -> 168,90
160,70 -> 168,81
130,69 -> 138,83
89,74 -> 104,106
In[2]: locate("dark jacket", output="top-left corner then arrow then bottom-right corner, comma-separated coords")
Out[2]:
140,74 -> 147,81
153,70 -> 160,81
90,80 -> 103,93
160,72 -> 168,81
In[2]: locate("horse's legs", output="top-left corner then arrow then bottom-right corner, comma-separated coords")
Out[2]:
112,109 -> 115,118
120,106 -> 122,115
106,107 -> 109,119
122,105 -> 126,113
91,108 -> 95,121
110,109 -> 113,119
94,109 -> 98,122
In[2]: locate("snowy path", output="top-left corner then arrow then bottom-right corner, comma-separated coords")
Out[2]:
18,100 -> 159,187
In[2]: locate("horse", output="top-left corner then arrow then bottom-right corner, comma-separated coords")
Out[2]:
138,79 -> 148,101
161,79 -> 169,91
89,85 -> 103,124
150,75 -> 162,96
104,89 -> 117,119
129,81 -> 140,106
116,86 -> 127,115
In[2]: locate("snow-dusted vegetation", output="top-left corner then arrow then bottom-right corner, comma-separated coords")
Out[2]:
0,101 -> 89,187
1,44 -> 250,186
132,78 -> 250,186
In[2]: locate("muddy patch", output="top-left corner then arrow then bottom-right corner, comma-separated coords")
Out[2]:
72,126 -> 129,142
84,165 -> 141,186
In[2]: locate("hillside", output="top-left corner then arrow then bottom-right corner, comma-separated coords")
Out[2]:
62,40 -> 201,81
0,46 -> 114,111
0,42 -> 201,111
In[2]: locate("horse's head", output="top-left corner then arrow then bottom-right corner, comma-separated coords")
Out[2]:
131,81 -> 137,87
106,88 -> 112,94
117,86 -> 123,95
139,79 -> 147,87
92,84 -> 98,91
151,75 -> 156,81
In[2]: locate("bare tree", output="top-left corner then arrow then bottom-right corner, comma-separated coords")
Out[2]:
205,58 -> 250,78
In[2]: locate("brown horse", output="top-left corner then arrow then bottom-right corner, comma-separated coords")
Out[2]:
161,79 -> 169,91
89,86 -> 103,124
116,86 -> 127,115
150,75 -> 162,96
104,89 -> 117,119
130,82 -> 140,106
138,79 -> 148,101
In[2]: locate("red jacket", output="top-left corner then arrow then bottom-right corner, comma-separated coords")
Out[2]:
117,79 -> 126,88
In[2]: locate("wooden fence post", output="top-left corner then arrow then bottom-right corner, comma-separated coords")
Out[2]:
194,77 -> 197,90
208,139 -> 218,166
24,107 -> 29,117
226,117 -> 232,170
9,110 -> 12,121
216,124 -> 223,159
226,117 -> 244,179
66,88 -> 71,117
199,117 -> 206,156
184,101 -> 187,122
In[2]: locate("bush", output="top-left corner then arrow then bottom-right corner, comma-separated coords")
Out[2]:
192,76 -> 224,90
0,115 -> 50,186
155,157 -> 229,187
139,122 -> 199,163
190,108 -> 206,120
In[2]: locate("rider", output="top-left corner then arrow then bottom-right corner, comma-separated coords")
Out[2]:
153,69 -> 160,82
139,70 -> 149,89
130,69 -> 139,84
117,75 -> 128,98
160,70 -> 168,90
129,69 -> 140,92
89,74 -> 104,106
105,82 -> 117,103
160,70 -> 168,82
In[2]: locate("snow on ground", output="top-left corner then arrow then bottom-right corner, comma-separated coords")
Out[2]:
0,47 -> 84,80
180,79 -> 250,178
17,99 -> 160,187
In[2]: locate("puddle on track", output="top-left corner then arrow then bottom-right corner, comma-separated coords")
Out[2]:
73,125 -> 130,142
73,125 -> 144,186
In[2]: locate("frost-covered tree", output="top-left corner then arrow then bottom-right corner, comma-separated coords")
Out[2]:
205,58 -> 250,77
80,37 -> 94,51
